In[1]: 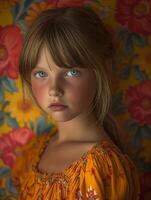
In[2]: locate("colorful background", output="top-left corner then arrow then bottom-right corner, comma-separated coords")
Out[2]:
0,0 -> 151,199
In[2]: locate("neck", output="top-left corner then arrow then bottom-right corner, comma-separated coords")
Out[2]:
54,114 -> 109,144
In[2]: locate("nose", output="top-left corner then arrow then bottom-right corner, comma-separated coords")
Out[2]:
48,78 -> 63,97
49,89 -> 63,97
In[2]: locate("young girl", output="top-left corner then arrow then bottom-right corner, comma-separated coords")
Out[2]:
12,6 -> 140,200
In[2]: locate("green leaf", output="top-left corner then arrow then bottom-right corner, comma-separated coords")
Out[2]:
5,113 -> 18,128
0,84 -> 4,102
0,111 -> 4,126
131,33 -> 148,47
2,77 -> 16,92
112,92 -> 127,115
132,65 -> 149,81
119,64 -> 132,79
35,116 -> 54,135
0,167 -> 10,177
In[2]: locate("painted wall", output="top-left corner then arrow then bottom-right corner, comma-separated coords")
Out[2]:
0,0 -> 151,199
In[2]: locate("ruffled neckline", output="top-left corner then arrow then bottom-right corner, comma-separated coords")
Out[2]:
32,127 -> 117,179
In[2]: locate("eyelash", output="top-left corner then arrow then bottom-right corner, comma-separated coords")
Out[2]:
65,69 -> 81,77
34,71 -> 47,78
34,69 -> 81,79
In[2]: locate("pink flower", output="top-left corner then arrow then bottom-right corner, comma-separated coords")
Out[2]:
115,0 -> 151,35
0,25 -> 23,79
47,0 -> 88,7
125,80 -> 151,125
0,128 -> 35,167
140,172 -> 151,200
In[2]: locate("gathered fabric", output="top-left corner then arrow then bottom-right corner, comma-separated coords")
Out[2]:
12,128 -> 140,200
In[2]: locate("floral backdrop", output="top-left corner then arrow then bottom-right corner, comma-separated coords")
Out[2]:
0,0 -> 151,199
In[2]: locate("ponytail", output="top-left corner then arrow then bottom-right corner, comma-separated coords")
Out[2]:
103,113 -> 124,153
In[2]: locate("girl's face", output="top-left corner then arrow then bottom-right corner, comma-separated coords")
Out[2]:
31,47 -> 97,123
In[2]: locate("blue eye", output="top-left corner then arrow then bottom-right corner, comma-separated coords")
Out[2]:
65,69 -> 80,77
34,71 -> 47,78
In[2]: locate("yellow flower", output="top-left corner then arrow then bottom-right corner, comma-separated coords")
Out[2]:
0,159 -> 5,168
0,6 -> 13,26
25,2 -> 54,26
134,37 -> 151,79
0,122 -> 11,133
140,138 -> 151,163
0,0 -> 20,9
4,79 -> 42,127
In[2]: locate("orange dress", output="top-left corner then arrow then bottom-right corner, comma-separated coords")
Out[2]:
12,127 -> 140,200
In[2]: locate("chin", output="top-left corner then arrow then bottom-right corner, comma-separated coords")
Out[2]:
49,112 -> 81,123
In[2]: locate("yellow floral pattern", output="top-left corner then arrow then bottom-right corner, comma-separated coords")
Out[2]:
4,80 -> 41,127
0,0 -> 151,199
25,1 -> 54,26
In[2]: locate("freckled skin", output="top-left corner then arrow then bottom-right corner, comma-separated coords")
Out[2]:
31,47 -> 97,123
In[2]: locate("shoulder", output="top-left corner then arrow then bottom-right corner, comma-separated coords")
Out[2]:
79,140 -> 140,199
86,140 -> 139,178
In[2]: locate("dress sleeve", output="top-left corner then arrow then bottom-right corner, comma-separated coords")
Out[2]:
78,145 -> 140,200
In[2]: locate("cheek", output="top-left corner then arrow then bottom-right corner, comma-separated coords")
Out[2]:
67,81 -> 96,104
31,81 -> 46,102
69,88 -> 83,102
32,86 -> 42,101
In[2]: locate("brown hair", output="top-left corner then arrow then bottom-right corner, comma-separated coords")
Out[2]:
19,6 -> 123,150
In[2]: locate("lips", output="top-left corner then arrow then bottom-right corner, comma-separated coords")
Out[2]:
49,103 -> 67,111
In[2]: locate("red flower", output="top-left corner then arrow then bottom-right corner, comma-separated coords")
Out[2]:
0,178 -> 4,187
140,172 -> 151,200
125,80 -> 151,125
46,0 -> 88,7
115,0 -> 151,35
0,25 -> 23,79
0,128 -> 34,167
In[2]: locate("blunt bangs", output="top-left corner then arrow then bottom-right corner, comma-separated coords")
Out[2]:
43,22 -> 91,70
20,7 -> 113,85
19,7 -> 114,123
